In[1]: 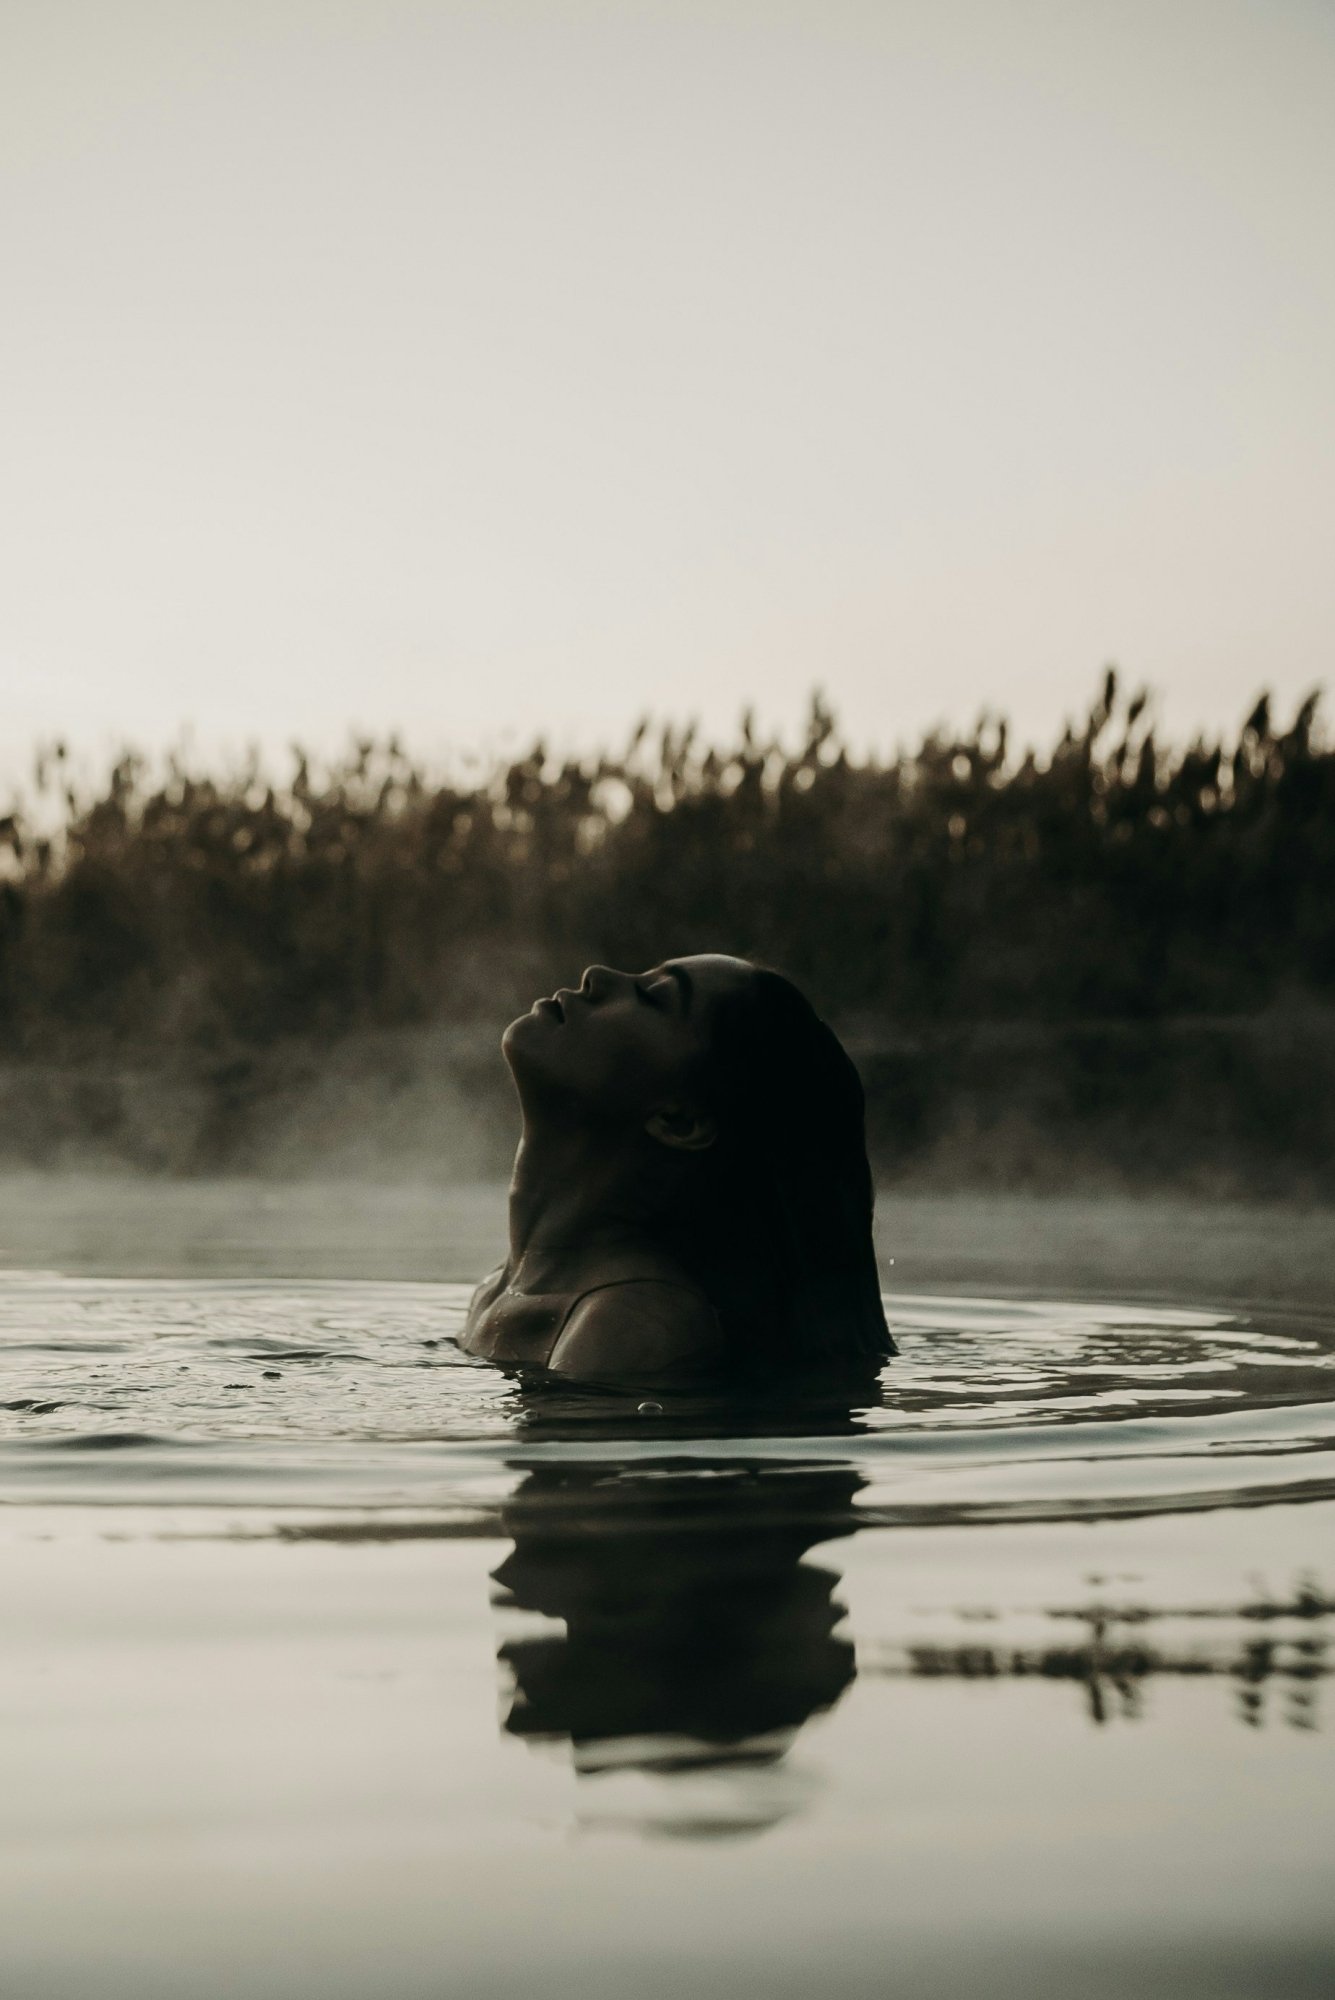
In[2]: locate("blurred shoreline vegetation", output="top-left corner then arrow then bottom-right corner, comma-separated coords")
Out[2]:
1,672 -> 1333,1190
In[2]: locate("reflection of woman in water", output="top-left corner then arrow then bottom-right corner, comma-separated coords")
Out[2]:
491,1462 -> 862,1827
460,955 -> 894,1386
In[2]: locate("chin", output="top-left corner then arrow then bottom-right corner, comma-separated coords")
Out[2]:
500,1013 -> 530,1062
500,1007 -> 554,1075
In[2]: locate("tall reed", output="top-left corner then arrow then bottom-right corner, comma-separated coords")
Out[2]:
1,674 -> 1330,1062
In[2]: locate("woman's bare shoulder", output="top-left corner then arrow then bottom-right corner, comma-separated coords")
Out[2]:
546,1280 -> 723,1384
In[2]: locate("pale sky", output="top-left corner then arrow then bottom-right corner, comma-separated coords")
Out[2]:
3,0 -> 1333,778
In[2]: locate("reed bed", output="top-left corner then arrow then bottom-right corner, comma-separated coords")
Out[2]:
1,674 -> 1331,1184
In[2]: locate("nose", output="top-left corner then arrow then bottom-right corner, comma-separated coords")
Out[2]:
578,964 -> 625,1003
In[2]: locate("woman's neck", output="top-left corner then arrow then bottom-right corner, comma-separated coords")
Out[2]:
506,1121 -> 652,1276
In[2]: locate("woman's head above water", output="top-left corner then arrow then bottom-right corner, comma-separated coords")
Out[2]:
500,954 -> 894,1376
503,954 -> 754,1148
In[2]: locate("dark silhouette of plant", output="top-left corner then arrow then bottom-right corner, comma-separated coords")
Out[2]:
1,675 -> 1331,1180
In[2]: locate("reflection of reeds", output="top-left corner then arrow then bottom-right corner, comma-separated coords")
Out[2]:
2,676 -> 1332,1177
867,1580 -> 1332,1729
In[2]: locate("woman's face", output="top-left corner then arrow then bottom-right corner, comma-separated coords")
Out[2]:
503,954 -> 755,1127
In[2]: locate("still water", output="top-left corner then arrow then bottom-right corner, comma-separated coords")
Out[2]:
3,1201 -> 1334,1999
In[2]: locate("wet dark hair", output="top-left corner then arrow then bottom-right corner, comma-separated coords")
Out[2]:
661,966 -> 895,1376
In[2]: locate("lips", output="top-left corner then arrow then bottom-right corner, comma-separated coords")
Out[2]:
533,994 -> 564,1022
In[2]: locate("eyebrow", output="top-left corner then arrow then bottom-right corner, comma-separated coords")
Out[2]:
667,963 -> 693,1013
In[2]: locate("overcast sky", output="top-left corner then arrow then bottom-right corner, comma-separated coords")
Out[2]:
3,0 -> 1333,778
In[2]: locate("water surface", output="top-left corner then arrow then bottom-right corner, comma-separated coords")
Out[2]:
3,1210 -> 1334,1999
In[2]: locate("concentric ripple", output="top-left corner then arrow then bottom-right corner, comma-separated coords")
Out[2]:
1,1275 -> 1333,1525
